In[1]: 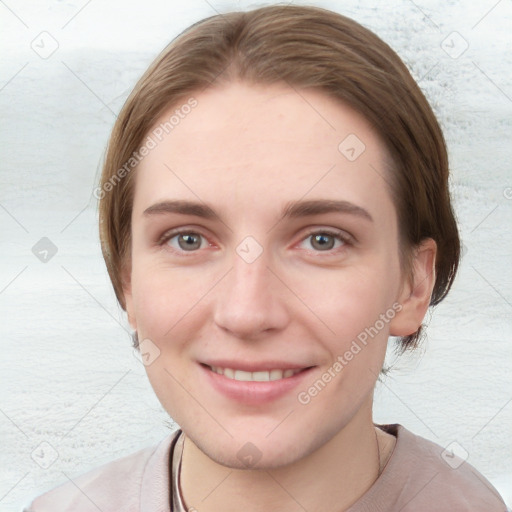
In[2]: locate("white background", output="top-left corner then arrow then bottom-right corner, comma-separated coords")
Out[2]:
1,0 -> 511,510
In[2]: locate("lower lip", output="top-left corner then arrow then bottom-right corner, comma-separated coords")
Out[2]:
200,364 -> 314,405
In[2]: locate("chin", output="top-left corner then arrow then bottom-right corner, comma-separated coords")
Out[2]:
192,432 -> 310,470
182,412 -> 344,471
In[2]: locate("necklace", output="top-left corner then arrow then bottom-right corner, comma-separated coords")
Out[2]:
374,426 -> 383,476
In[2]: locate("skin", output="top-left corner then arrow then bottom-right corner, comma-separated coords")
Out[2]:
123,82 -> 436,511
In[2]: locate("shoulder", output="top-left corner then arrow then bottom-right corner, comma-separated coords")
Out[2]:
24,430 -> 181,512
353,424 -> 507,512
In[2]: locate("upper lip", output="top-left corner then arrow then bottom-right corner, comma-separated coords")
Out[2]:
200,360 -> 314,372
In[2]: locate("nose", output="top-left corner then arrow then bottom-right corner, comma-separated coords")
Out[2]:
213,251 -> 290,340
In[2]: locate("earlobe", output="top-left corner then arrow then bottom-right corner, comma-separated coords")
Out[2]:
389,238 -> 437,337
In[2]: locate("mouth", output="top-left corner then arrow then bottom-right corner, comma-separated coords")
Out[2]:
206,365 -> 305,382
199,362 -> 315,404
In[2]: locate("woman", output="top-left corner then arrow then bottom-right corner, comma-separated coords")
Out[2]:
27,4 -> 507,511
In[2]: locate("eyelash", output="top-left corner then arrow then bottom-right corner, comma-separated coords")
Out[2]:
157,228 -> 352,256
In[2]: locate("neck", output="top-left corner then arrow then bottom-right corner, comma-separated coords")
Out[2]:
180,403 -> 393,512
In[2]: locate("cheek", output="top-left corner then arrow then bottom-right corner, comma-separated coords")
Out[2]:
130,257 -> 207,339
298,270 -> 395,412
130,265 -> 206,422
131,277 -> 171,339
297,262 -> 400,344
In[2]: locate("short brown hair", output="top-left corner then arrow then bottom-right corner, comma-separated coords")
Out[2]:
98,4 -> 460,351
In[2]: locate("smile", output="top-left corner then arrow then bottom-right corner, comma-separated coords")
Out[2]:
208,366 -> 304,381
200,362 -> 314,404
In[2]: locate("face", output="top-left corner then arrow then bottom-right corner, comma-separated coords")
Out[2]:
124,82 -> 429,469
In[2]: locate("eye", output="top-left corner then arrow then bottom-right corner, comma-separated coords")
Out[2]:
161,230 -> 209,252
299,230 -> 350,252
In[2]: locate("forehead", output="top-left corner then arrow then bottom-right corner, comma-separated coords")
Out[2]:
133,82 -> 395,225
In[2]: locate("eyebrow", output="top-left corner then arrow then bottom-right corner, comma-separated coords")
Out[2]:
282,199 -> 373,222
143,200 -> 218,219
143,199 -> 373,223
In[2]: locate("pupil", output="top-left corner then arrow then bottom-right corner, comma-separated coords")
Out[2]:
179,234 -> 200,250
313,234 -> 334,250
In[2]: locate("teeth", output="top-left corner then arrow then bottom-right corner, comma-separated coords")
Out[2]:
209,366 -> 303,382
252,371 -> 270,382
234,370 -> 252,381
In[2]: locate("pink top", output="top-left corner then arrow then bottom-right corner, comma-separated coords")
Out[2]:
26,424 -> 507,511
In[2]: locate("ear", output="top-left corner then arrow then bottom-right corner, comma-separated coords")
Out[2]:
389,238 -> 437,337
121,264 -> 137,331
